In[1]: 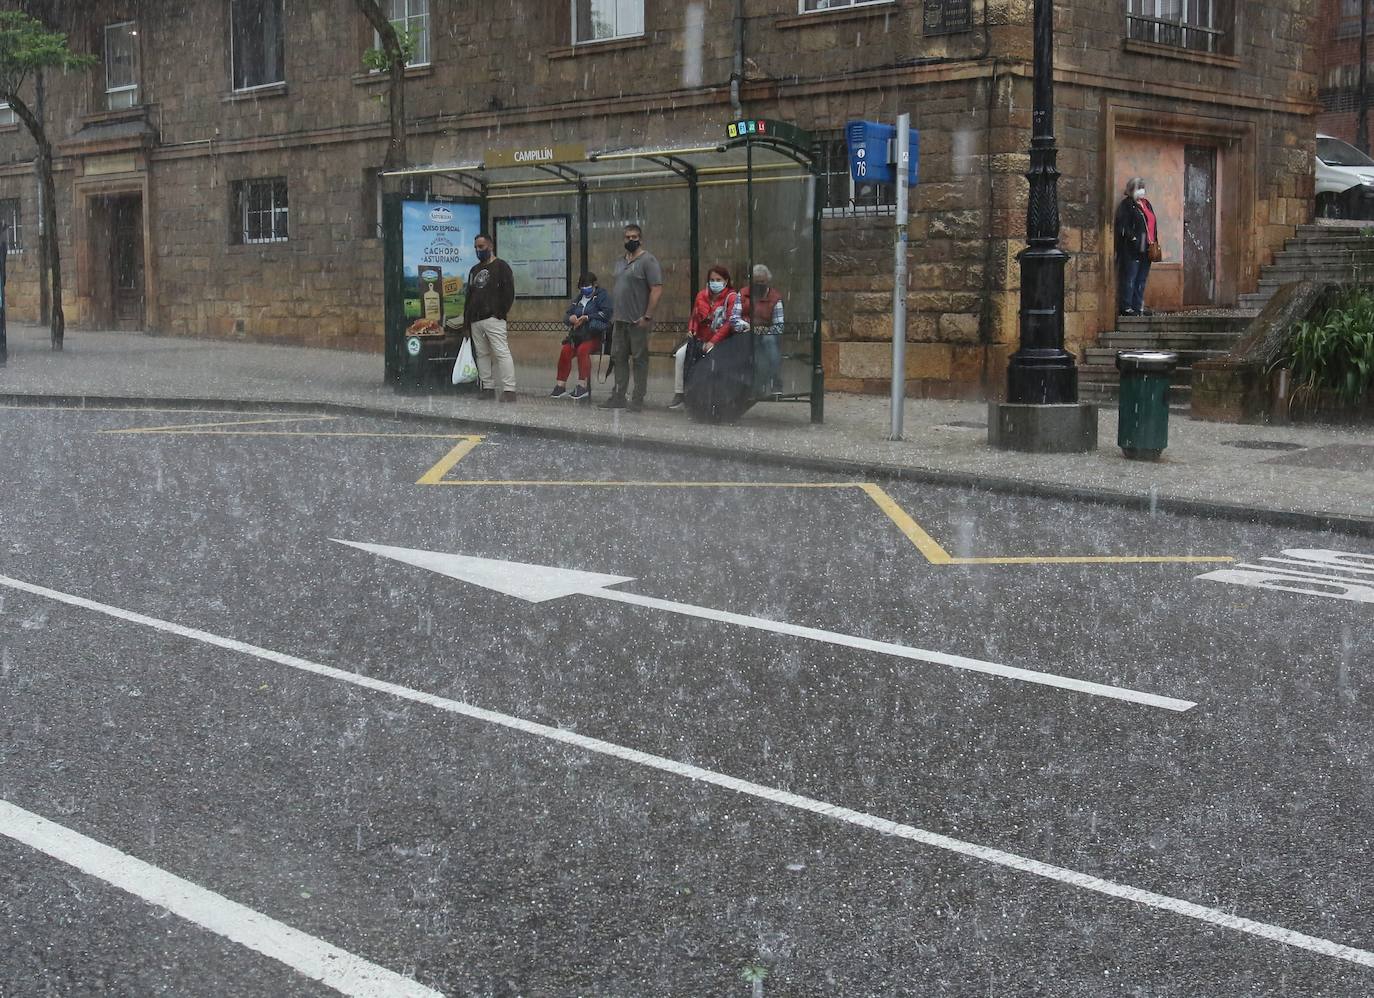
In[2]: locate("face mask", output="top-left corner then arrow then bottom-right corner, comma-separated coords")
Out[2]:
624,239 -> 640,254
1135,189 -> 1146,199
752,283 -> 766,297
580,286 -> 594,297
476,248 -> 492,262
708,279 -> 725,294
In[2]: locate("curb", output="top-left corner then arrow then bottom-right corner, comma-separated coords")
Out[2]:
5,390 -> 1372,539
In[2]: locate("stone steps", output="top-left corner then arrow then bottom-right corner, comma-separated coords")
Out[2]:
1079,312 -> 1250,408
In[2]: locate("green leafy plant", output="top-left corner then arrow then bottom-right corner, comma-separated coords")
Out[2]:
1272,287 -> 1374,410
362,27 -> 418,74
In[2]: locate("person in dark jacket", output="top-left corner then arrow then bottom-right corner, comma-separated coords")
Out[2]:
464,233 -> 518,400
551,272 -> 613,402
1114,176 -> 1159,317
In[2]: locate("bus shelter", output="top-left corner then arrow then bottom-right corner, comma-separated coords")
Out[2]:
381,119 -> 824,423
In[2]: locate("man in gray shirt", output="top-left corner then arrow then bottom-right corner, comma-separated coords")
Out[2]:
600,223 -> 663,412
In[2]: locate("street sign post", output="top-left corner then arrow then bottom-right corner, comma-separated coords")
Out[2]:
890,115 -> 911,440
847,120 -> 919,439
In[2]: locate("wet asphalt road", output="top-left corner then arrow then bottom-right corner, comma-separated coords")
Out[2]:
1,403 -> 1372,997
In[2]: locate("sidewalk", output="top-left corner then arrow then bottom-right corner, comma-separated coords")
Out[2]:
2,323 -> 1371,533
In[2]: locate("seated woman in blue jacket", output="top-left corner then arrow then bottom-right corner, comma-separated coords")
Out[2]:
551,271 -> 613,401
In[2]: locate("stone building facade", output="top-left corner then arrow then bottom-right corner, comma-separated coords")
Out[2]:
0,0 -> 1317,395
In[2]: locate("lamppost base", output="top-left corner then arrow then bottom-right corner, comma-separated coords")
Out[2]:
988,401 -> 1099,453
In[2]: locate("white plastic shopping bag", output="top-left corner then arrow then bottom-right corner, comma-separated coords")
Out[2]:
451,336 -> 479,385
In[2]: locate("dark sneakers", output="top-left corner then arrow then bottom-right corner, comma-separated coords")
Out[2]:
626,399 -> 644,413
549,386 -> 567,399
500,391 -> 518,403
479,388 -> 497,400
667,393 -> 685,410
569,385 -> 590,401
599,395 -> 628,410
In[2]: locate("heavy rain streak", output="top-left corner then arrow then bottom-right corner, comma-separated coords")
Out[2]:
0,1 -> 1371,996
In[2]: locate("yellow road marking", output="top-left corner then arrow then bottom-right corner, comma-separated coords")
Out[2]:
80,411 -> 1235,570
2,405 -> 295,416
103,415 -> 339,434
951,555 -> 1235,566
415,438 -> 486,485
133,430 -> 481,439
430,480 -> 854,488
858,484 -> 956,565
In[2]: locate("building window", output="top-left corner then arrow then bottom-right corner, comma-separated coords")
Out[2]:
819,138 -> 895,218
1126,0 -> 1225,54
923,0 -> 972,35
800,0 -> 891,11
572,0 -> 644,44
231,0 -> 285,91
1339,0 -> 1365,40
234,178 -> 289,244
377,0 -> 430,67
0,199 -> 22,252
104,21 -> 140,109
0,102 -> 15,127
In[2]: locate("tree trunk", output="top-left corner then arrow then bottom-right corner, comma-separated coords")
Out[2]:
40,145 -> 62,349
35,68 -> 48,329
353,0 -> 407,171
7,92 -> 63,348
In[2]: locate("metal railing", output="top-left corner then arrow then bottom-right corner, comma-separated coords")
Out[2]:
1126,12 -> 1225,54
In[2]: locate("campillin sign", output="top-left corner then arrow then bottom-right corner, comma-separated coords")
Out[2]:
484,144 -> 587,169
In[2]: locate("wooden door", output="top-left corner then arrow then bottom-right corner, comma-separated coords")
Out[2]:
1183,145 -> 1217,306
111,195 -> 144,329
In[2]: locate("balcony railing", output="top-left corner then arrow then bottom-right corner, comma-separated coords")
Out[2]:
1127,12 -> 1225,54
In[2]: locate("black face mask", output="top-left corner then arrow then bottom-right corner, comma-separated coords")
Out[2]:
624,239 -> 640,254
751,283 -> 767,298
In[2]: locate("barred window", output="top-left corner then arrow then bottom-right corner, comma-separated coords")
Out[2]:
1126,0 -> 1225,54
818,138 -> 895,218
0,102 -> 14,127
0,199 -> 22,252
233,178 -> 289,244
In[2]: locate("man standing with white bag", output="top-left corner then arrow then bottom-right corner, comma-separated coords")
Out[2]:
463,233 -> 517,401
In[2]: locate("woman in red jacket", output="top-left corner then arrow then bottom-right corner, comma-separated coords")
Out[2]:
669,265 -> 738,410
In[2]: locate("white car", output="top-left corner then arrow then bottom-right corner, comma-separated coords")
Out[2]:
1316,133 -> 1374,218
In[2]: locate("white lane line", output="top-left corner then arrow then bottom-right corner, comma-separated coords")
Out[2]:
331,540 -> 1195,713
2,572 -> 1370,971
0,799 -> 441,998
599,589 -> 1195,712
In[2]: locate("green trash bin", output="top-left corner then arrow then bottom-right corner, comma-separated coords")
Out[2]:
1115,350 -> 1178,461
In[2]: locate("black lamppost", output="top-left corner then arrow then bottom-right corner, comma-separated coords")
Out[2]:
1006,0 -> 1076,406
989,0 -> 1095,452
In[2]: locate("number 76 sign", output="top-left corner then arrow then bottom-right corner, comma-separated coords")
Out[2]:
846,120 -> 919,186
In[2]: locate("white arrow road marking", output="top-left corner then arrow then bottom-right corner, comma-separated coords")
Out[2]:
0,572 -> 1364,970
334,540 -> 1196,712
0,798 -> 441,998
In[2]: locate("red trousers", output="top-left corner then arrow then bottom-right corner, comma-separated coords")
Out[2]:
557,338 -> 599,382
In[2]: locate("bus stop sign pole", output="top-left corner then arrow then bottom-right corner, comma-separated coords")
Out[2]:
889,114 -> 911,440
